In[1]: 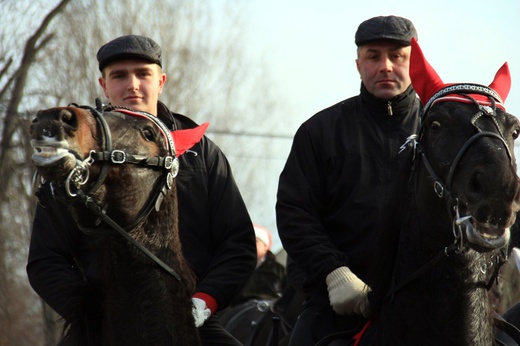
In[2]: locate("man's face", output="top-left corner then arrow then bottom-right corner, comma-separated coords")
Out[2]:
98,59 -> 166,116
356,42 -> 412,100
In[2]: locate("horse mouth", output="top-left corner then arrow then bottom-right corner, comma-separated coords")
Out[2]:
31,139 -> 80,181
31,139 -> 75,166
459,217 -> 510,251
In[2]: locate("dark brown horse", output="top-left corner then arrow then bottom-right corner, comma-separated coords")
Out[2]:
357,39 -> 520,346
30,105 -> 205,345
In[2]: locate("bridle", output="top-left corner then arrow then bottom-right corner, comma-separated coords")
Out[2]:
391,84 -> 513,298
57,100 -> 182,281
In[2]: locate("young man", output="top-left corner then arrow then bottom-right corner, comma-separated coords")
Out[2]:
27,35 -> 257,346
276,16 -> 421,345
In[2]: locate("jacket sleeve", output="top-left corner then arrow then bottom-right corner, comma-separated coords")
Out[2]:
26,186 -> 93,321
192,139 -> 257,311
276,123 -> 349,288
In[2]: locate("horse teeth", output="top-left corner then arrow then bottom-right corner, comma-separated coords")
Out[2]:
35,146 -> 69,158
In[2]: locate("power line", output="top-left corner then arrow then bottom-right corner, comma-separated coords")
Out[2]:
206,129 -> 294,139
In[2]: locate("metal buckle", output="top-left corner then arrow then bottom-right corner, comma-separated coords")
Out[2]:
164,156 -> 174,169
433,181 -> 444,198
110,150 -> 126,164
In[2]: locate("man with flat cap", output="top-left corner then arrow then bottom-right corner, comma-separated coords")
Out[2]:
27,34 -> 256,345
276,15 -> 421,345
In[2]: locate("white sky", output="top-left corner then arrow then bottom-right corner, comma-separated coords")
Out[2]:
233,0 -> 520,253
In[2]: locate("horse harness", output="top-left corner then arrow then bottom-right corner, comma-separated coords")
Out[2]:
41,99 -> 183,282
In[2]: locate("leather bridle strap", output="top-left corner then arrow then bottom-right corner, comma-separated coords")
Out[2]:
76,188 -> 182,282
386,244 -> 458,302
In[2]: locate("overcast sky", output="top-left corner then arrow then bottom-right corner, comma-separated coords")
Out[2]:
234,0 -> 520,253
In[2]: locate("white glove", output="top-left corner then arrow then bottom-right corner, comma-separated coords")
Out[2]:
192,297 -> 211,327
326,266 -> 371,318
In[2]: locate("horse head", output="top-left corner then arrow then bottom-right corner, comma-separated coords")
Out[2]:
409,38 -> 520,253
30,105 -> 207,230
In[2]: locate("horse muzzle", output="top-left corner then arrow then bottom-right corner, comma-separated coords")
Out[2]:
458,216 -> 510,252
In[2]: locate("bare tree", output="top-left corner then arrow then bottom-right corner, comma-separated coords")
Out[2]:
0,1 -> 72,344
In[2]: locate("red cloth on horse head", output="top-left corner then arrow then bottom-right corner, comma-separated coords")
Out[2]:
409,38 -> 511,111
113,108 -> 209,157
171,122 -> 209,157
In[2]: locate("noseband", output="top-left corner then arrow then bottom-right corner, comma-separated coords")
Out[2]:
61,100 -> 182,281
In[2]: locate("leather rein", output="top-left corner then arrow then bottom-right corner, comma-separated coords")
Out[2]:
58,100 -> 182,281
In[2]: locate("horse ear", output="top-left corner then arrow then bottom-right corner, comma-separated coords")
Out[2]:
409,38 -> 445,106
489,62 -> 511,103
171,122 -> 209,157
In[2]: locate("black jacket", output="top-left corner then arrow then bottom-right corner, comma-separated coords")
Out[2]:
276,84 -> 421,294
27,101 -> 257,320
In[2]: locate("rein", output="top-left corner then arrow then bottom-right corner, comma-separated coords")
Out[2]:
62,101 -> 182,282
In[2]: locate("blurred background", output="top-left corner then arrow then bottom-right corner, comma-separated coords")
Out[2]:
1,0 -> 520,344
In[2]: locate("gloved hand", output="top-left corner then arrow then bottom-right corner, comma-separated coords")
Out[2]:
326,266 -> 371,318
192,297 -> 211,327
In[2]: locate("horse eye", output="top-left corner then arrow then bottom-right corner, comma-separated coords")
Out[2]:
141,126 -> 156,141
430,120 -> 441,131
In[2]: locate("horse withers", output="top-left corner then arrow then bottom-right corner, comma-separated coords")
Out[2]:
30,104 -> 205,345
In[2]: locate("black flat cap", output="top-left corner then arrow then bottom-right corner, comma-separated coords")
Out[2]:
97,35 -> 162,71
355,15 -> 417,47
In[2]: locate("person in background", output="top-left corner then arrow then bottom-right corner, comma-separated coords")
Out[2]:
276,15 -> 421,345
231,224 -> 287,305
27,34 -> 257,346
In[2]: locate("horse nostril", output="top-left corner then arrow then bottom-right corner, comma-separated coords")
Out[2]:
58,109 -> 78,129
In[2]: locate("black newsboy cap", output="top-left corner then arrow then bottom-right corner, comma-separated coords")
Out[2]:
355,15 -> 417,47
97,35 -> 162,71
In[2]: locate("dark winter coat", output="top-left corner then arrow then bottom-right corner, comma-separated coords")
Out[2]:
276,84 -> 421,295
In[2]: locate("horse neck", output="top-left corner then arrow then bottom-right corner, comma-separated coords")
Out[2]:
95,189 -> 198,343
374,172 -> 495,345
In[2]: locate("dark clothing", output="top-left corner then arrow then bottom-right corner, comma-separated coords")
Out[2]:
232,251 -> 287,306
288,292 -> 366,346
198,315 -> 243,346
276,84 -> 421,345
27,101 -> 257,343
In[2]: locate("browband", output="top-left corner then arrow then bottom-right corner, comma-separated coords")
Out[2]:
423,83 -> 503,115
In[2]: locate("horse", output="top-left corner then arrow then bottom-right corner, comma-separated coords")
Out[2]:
341,38 -> 520,346
30,103 -> 207,345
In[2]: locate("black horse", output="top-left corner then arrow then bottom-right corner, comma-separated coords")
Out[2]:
348,39 -> 520,346
30,105 -> 207,345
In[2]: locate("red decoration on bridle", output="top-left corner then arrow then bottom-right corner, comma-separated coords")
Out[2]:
409,38 -> 511,112
171,122 -> 209,157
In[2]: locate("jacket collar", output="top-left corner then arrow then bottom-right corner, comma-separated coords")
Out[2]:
359,83 -> 419,116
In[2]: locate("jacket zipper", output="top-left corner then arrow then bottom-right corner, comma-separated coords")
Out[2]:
387,101 -> 393,116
